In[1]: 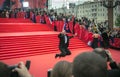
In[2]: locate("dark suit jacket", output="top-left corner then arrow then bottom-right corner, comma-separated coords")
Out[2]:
107,69 -> 120,77
109,62 -> 119,69
58,33 -> 73,48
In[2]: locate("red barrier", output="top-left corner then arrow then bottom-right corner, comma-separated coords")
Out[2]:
111,38 -> 120,48
36,15 -> 41,23
68,21 -> 73,33
17,12 -> 25,18
0,18 -> 32,23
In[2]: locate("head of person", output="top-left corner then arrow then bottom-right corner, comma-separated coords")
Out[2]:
95,31 -> 98,33
73,52 -> 107,77
51,60 -> 72,77
93,48 -> 109,61
61,30 -> 67,35
0,62 -> 11,77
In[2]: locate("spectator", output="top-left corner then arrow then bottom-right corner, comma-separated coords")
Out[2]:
93,48 -> 120,77
93,48 -> 119,69
101,30 -> 110,49
0,62 -> 11,77
91,31 -> 100,48
63,18 -> 71,33
51,60 -> 72,77
73,52 -> 107,77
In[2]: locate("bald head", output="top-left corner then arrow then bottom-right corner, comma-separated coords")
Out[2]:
93,48 -> 108,59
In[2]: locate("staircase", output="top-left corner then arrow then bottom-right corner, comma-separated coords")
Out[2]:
0,32 -> 89,60
0,18 -> 89,60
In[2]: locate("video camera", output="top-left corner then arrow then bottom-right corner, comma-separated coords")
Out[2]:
9,60 -> 31,77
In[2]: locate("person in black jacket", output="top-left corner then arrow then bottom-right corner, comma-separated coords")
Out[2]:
93,48 -> 119,69
0,61 -> 33,77
93,48 -> 120,77
55,32 -> 74,58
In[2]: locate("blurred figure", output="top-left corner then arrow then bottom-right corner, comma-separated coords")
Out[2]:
63,18 -> 71,33
55,31 -> 74,58
92,31 -> 100,48
101,30 -> 110,49
51,60 -> 72,77
0,61 -> 33,77
93,48 -> 119,69
0,62 -> 11,77
6,10 -> 9,18
93,48 -> 120,77
73,52 -> 107,77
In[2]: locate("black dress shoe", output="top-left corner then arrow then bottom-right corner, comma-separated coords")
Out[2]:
55,54 -> 59,58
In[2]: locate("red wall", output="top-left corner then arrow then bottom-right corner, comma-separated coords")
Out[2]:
29,0 -> 47,8
0,0 -> 5,8
0,0 -> 47,9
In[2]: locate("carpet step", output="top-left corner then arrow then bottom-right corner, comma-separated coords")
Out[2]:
0,32 -> 89,60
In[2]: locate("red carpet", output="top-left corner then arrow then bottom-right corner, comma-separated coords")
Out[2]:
0,18 -> 32,23
1,48 -> 120,77
1,48 -> 93,77
0,31 -> 89,60
0,30 -> 91,77
0,23 -> 52,32
0,18 -> 119,77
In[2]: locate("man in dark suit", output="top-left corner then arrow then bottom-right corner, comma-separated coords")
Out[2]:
55,31 -> 74,58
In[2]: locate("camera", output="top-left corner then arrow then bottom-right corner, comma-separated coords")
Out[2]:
9,60 -> 31,77
47,69 -> 52,77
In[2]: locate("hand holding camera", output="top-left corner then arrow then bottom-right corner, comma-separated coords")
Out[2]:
105,50 -> 114,62
9,60 -> 32,77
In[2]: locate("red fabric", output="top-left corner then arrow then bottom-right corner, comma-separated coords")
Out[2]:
68,21 -> 73,33
56,21 -> 60,31
36,15 -> 41,23
17,12 -> 25,18
0,18 -> 32,23
0,23 -> 52,32
112,38 -> 120,48
59,21 -> 64,32
74,23 -> 80,37
0,0 -> 4,6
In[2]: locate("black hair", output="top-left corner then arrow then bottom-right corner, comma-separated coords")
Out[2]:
0,62 -> 11,77
73,52 -> 107,77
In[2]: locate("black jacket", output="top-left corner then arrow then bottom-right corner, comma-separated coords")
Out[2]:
58,33 -> 73,48
107,69 -> 120,77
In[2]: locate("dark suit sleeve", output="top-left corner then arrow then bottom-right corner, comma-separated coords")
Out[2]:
109,61 -> 119,69
68,36 -> 74,39
107,69 -> 120,77
58,33 -> 63,38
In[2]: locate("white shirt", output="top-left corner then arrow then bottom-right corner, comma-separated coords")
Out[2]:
64,35 -> 67,44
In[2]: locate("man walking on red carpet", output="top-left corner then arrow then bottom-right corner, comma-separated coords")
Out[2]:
55,31 -> 74,58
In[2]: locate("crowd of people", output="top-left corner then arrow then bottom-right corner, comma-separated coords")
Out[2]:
0,48 -> 120,77
0,8 -> 120,77
51,48 -> 120,77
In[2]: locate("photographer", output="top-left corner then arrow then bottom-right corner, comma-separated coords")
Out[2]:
93,48 -> 120,77
93,48 -> 119,69
0,61 -> 33,77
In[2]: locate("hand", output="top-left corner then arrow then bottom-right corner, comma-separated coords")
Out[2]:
105,50 -> 114,62
74,33 -> 77,37
12,62 -> 33,77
